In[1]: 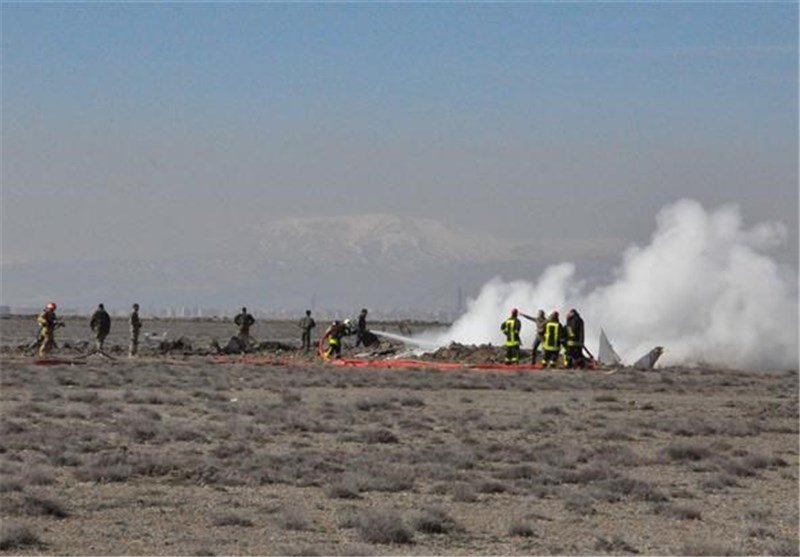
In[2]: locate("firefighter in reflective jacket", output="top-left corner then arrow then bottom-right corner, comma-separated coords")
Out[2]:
541,311 -> 565,368
500,308 -> 522,364
323,319 -> 351,359
564,308 -> 585,368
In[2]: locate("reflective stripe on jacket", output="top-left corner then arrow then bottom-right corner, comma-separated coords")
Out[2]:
543,321 -> 562,351
501,317 -> 521,347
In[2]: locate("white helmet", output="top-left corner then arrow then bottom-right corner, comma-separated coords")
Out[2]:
344,319 -> 351,327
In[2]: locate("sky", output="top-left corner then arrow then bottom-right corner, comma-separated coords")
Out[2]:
1,2 -> 798,308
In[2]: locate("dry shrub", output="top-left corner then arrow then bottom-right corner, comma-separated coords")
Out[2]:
276,508 -> 312,531
359,428 -> 399,444
451,483 -> 478,503
701,473 -> 739,491
508,521 -> 536,538
744,524 -> 775,539
356,467 -> 415,493
277,544 -> 329,556
354,396 -> 394,412
356,510 -> 414,545
0,522 -> 42,551
564,493 -> 596,516
476,479 -> 508,494
594,476 -> 667,503
75,452 -> 133,483
679,541 -> 741,556
594,536 -> 638,554
411,507 -> 461,534
21,467 -> 56,486
652,502 -> 702,520
770,538 -> 800,556
20,493 -> 69,518
212,513 -> 254,527
658,442 -> 712,463
326,478 -> 362,499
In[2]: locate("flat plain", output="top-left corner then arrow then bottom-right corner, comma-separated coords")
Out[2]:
0,317 -> 797,555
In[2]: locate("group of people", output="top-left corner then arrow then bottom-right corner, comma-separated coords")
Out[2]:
320,308 -> 371,359
36,301 -> 584,366
36,302 -> 142,358
35,303 -> 369,359
500,307 -> 586,368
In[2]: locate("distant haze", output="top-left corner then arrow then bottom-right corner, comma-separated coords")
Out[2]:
1,3 -> 797,321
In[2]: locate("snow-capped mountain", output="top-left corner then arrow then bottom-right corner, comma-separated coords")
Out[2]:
254,214 -> 522,268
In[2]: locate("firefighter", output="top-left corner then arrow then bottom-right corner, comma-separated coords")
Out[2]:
89,303 -> 111,352
322,319 -> 350,359
500,308 -> 522,364
234,307 -> 255,344
521,309 -> 546,364
564,308 -> 585,368
541,311 -> 564,368
37,302 -> 63,357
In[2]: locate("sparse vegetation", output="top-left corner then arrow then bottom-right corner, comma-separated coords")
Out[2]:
0,522 -> 42,551
0,323 -> 796,555
356,510 -> 414,544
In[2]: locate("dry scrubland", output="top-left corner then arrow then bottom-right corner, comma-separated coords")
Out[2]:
0,323 -> 798,555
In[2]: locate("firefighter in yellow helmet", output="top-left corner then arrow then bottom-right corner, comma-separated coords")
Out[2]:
541,311 -> 565,368
500,308 -> 522,365
37,302 -> 64,357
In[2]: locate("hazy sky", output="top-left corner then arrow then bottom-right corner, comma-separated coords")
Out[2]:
2,2 -> 798,268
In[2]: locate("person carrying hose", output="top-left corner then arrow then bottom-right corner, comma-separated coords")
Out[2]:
37,302 -> 64,357
322,319 -> 351,359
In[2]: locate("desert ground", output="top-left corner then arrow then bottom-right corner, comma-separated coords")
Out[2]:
0,316 -> 797,556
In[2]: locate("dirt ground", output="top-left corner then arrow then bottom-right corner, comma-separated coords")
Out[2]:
0,317 -> 797,556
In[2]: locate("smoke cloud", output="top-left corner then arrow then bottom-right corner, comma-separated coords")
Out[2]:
422,199 -> 798,370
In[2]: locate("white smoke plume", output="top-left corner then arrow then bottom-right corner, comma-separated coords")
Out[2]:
422,199 -> 798,370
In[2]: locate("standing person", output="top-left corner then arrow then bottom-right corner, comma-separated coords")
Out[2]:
90,303 -> 111,352
129,303 -> 142,357
500,308 -> 522,365
521,309 -> 547,364
564,308 -> 585,368
541,311 -> 565,368
355,308 -> 368,347
298,310 -> 316,353
37,302 -> 63,357
234,307 -> 255,344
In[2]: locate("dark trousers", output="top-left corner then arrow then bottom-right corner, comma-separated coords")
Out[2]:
542,349 -> 560,368
565,346 -> 585,368
325,341 -> 341,359
301,331 -> 312,352
505,344 -> 520,364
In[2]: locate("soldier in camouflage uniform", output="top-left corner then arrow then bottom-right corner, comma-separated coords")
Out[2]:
298,310 -> 316,353
234,307 -> 255,344
129,303 -> 142,357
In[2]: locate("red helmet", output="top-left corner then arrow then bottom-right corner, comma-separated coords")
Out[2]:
46,302 -> 57,310
511,308 -> 518,315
